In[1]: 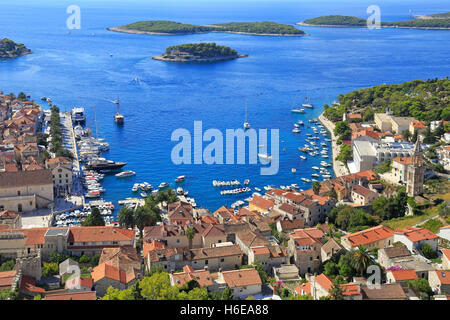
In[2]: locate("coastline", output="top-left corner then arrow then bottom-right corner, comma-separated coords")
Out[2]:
318,112 -> 350,178
152,54 -> 248,62
296,21 -> 450,30
108,26 -> 308,37
0,50 -> 32,59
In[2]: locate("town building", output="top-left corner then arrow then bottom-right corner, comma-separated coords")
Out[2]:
216,267 -> 262,299
341,225 -> 395,250
428,270 -> 450,295
393,226 -> 439,253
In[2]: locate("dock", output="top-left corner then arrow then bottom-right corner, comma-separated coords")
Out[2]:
318,112 -> 350,178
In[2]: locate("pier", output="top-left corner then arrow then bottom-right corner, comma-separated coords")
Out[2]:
318,112 -> 350,178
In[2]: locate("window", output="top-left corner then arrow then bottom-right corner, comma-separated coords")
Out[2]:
220,258 -> 224,262
17,191 -> 21,196
18,203 -> 23,212
205,260 -> 208,265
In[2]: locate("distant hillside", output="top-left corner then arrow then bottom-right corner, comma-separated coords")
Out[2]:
109,20 -> 305,36
0,38 -> 31,58
323,78 -> 450,122
298,14 -> 450,29
414,12 -> 450,19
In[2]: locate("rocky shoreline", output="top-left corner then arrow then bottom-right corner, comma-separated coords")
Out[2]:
318,112 -> 350,178
296,21 -> 450,30
152,54 -> 248,62
108,26 -> 307,37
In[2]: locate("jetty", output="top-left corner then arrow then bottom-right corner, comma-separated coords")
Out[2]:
318,112 -> 350,178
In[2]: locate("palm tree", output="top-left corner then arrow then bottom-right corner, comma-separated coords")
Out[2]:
134,207 -> 153,240
185,227 -> 195,249
312,181 -> 321,195
118,206 -> 135,229
351,246 -> 372,276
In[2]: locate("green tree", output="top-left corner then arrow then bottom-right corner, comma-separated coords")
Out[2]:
312,181 -> 321,195
118,206 -> 135,229
82,207 -> 105,226
329,279 -> 344,300
139,272 -> 179,300
336,144 -> 353,162
289,294 -> 313,300
408,278 -> 433,300
185,227 -> 196,249
134,206 -> 153,240
221,286 -> 234,300
334,121 -> 351,139
351,246 -> 372,276
421,243 -> 437,259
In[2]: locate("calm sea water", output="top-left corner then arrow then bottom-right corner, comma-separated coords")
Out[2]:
0,0 -> 449,212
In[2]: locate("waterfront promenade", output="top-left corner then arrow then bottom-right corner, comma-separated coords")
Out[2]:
318,112 -> 349,178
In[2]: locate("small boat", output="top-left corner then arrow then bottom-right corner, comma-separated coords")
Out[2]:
141,192 -> 147,198
291,108 -> 305,114
254,187 -> 262,192
311,173 -> 319,178
115,170 -> 136,178
299,155 -> 307,160
292,128 -> 300,133
176,187 -> 184,195
297,120 -> 304,126
244,179 -> 250,185
175,175 -> 185,183
159,182 -> 169,189
243,102 -> 251,129
301,178 -> 311,183
294,123 -> 300,128
291,168 -> 296,173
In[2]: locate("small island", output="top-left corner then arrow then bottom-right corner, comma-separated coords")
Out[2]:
0,38 -> 32,59
297,14 -> 450,29
152,43 -> 248,62
108,20 -> 306,36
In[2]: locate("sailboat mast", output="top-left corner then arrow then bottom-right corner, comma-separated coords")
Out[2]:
93,104 -> 98,139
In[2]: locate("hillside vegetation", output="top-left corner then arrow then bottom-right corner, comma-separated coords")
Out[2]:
301,14 -> 450,28
164,43 -> 238,58
324,78 -> 450,122
118,20 -> 305,35
0,38 -> 31,58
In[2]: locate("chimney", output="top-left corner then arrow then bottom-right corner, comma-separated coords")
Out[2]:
218,268 -> 222,273
170,270 -> 174,274
204,266 -> 208,271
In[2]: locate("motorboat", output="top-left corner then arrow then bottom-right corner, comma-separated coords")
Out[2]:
175,175 -> 185,183
292,128 -> 300,133
72,107 -> 86,123
159,182 -> 169,189
115,170 -> 136,178
258,153 -> 272,162
176,187 -> 184,195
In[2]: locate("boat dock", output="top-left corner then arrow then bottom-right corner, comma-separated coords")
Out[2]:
318,112 -> 350,178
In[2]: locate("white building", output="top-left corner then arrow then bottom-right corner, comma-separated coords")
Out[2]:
393,227 -> 439,254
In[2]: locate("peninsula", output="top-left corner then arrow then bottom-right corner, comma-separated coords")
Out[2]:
108,20 -> 306,36
0,38 -> 32,59
152,43 -> 247,62
297,14 -> 450,29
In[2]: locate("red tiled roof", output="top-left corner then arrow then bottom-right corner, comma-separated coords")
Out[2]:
394,226 -> 438,242
389,269 -> 418,281
20,275 -> 45,294
220,268 -> 262,288
342,225 -> 394,247
250,195 -> 274,211
171,265 -> 213,288
341,283 -> 361,296
295,281 -> 311,295
393,157 -> 413,165
0,270 -> 16,290
65,276 -> 93,289
45,291 -> 96,300
433,270 -> 450,285
314,274 -> 332,292
91,263 -> 136,284
441,249 -> 450,261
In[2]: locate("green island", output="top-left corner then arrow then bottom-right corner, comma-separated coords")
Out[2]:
108,20 -> 306,36
297,14 -> 450,29
323,77 -> 450,123
414,12 -> 450,19
152,42 -> 247,62
0,38 -> 32,59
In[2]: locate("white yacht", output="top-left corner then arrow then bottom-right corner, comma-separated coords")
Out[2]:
115,170 -> 136,178
72,107 -> 86,123
243,102 -> 251,130
258,153 -> 272,162
302,96 -> 314,108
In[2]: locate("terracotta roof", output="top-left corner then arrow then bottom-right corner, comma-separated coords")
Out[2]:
251,246 -> 271,255
354,170 -> 377,181
278,203 -> 303,215
0,270 -> 16,290
171,265 -> 213,288
279,219 -> 304,230
64,276 -> 93,289
411,121 -> 426,129
348,114 -> 362,119
236,231 -> 270,248
20,275 -> 45,294
314,273 -> 332,292
342,225 -> 394,247
352,185 -> 378,198
45,291 -> 96,300
433,270 -> 450,285
361,283 -> 407,300
394,226 -> 438,242
441,249 -> 450,261
168,201 -> 194,222
91,263 -> 136,284
143,240 -> 166,257
381,245 -> 411,259
67,226 -> 135,243
220,268 -> 262,288
188,244 -> 242,261
46,157 -> 71,165
393,157 -> 413,165
0,210 -> 19,219
147,247 -> 188,263
0,169 -> 52,188
341,283 -> 361,296
98,246 -> 140,272
291,228 -> 324,242
295,281 -> 311,295
249,195 -> 274,211
389,269 -> 418,281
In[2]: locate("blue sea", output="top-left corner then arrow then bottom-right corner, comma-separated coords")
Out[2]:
0,0 -> 449,213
